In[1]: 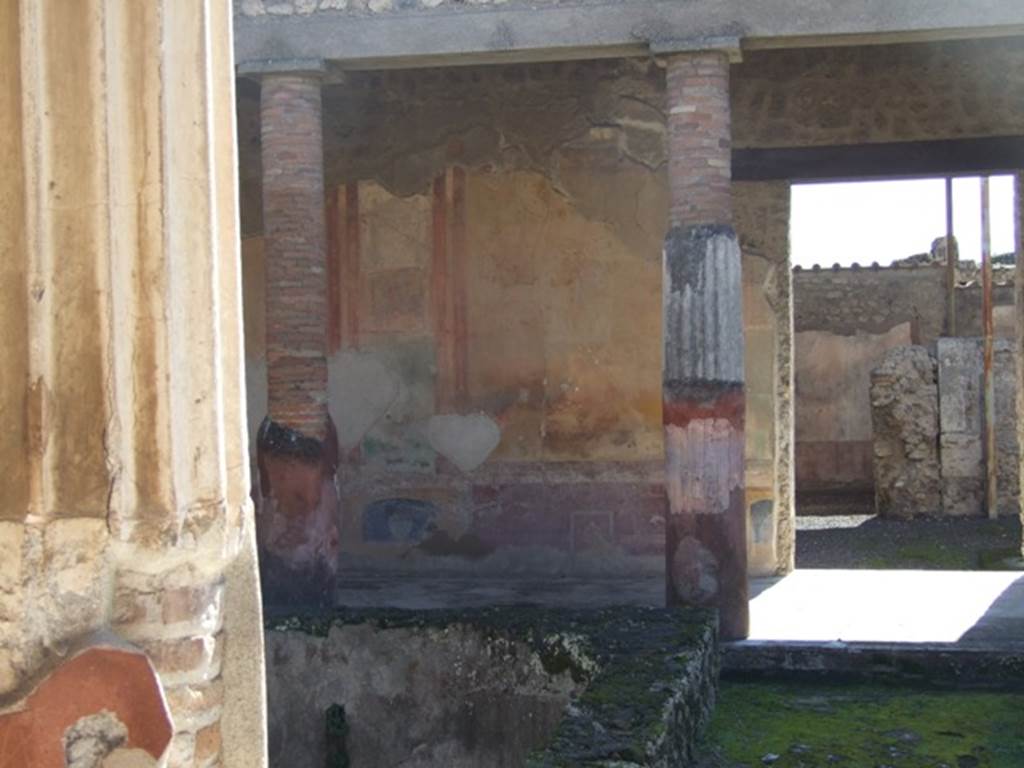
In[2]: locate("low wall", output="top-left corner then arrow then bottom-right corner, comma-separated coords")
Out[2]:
265,607 -> 717,768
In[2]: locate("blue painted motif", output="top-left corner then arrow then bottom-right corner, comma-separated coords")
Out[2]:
362,498 -> 438,542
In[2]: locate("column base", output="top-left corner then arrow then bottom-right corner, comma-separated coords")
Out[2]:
663,384 -> 749,641
255,417 -> 340,608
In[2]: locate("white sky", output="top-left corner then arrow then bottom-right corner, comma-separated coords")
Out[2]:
790,175 -> 1018,268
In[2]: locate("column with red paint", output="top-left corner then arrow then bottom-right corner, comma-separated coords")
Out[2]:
662,50 -> 749,639
257,67 -> 340,607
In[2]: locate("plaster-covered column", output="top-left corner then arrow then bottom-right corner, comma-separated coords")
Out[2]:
662,50 -> 749,639
1016,172 -> 1024,556
0,2 -> 265,766
734,181 -> 795,576
256,66 -> 340,606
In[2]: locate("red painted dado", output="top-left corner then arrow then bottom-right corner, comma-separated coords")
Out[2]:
0,644 -> 172,768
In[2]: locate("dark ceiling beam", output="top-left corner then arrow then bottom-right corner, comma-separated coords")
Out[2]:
732,136 -> 1024,182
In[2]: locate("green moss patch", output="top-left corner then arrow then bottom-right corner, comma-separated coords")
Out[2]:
701,681 -> 1024,767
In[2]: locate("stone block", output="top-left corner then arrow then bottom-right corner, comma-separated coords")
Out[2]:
870,346 -> 940,517
936,338 -> 1019,516
937,337 -> 983,434
942,476 -> 985,517
940,432 -> 983,479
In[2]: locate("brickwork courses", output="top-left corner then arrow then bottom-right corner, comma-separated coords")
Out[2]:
257,72 -> 341,607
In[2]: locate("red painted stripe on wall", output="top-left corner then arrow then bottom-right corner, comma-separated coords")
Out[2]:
451,167 -> 469,409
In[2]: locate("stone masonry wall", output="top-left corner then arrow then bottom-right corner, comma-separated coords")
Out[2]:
794,265 -> 944,495
794,265 -> 1017,496
937,338 -> 1020,517
732,38 -> 1024,149
871,340 -> 1019,518
794,264 -> 948,342
870,346 -> 941,518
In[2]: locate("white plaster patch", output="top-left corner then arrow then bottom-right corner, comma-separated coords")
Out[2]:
664,420 -> 743,516
329,351 -> 401,452
427,413 -> 501,473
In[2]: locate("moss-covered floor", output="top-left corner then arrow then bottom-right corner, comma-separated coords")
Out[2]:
699,680 -> 1024,768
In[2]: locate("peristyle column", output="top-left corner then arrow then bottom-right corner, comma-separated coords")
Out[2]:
257,66 -> 340,606
662,50 -> 749,639
0,1 -> 266,764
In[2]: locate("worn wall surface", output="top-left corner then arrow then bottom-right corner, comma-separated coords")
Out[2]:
793,265 -> 1017,495
937,338 -> 1020,517
796,323 -> 913,494
741,36 -> 1023,501
793,265 -> 944,494
870,346 -> 941,518
732,37 -> 1024,149
240,59 -> 792,579
734,181 -> 794,575
871,341 -> 1019,518
265,624 -> 581,768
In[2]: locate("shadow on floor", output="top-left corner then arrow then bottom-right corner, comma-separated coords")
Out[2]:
797,515 -> 1021,570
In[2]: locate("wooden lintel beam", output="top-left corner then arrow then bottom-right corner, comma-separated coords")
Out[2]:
733,135 -> 1024,182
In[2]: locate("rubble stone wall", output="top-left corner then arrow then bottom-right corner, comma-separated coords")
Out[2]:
794,265 -> 1016,496
936,338 -> 1020,517
869,346 -> 941,518
794,264 -> 948,342
732,37 -> 1024,149
871,340 -> 1019,518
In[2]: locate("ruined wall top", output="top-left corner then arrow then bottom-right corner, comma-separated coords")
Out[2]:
232,0 -> 1024,71
793,260 -> 1016,341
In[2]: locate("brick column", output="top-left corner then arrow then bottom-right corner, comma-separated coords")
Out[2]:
662,50 -> 749,639
257,68 -> 340,607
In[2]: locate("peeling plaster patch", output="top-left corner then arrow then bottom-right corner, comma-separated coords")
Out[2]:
64,710 -> 128,768
427,413 -> 501,472
100,748 -> 158,767
329,351 -> 401,452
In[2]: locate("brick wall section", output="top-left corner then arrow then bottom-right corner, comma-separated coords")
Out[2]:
113,573 -> 227,766
261,74 -> 329,441
666,52 -> 732,228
